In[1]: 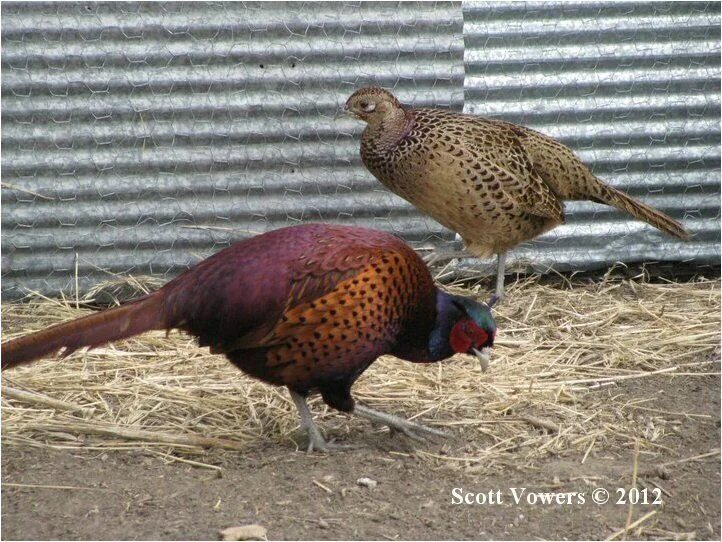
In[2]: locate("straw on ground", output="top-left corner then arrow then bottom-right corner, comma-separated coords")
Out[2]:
2,275 -> 719,473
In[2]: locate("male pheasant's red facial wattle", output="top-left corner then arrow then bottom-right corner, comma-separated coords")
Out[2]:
449,317 -> 490,354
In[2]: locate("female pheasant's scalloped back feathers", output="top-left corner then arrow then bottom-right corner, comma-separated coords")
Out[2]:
2,223 -> 496,451
346,87 -> 690,298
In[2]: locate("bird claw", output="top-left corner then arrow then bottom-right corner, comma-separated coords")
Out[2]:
304,425 -> 330,452
303,426 -> 361,452
394,422 -> 447,441
354,404 -> 449,443
387,425 -> 428,442
306,433 -> 327,453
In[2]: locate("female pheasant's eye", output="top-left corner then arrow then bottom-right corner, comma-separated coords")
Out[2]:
361,100 -> 376,113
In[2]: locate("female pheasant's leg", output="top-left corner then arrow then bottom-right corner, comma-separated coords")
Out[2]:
495,252 -> 507,299
288,389 -> 330,452
353,404 -> 448,441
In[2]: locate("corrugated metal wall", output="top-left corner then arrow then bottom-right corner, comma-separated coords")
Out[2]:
463,1 -> 721,273
1,1 -> 719,299
1,1 -> 465,298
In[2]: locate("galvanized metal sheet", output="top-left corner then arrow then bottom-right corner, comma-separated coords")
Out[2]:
2,1 -> 719,299
1,1 -> 465,298
462,0 -> 721,274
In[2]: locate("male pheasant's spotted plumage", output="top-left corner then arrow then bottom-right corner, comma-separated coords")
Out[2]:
2,223 -> 496,451
346,87 -> 690,297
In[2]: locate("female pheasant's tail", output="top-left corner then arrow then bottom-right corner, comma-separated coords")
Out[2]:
591,182 -> 690,240
1,295 -> 165,370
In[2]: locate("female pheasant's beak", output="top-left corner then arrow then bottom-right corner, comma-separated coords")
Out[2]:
473,346 -> 492,373
343,103 -> 359,119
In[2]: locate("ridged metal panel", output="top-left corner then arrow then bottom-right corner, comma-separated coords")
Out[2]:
2,2 -> 720,299
1,1 -> 465,298
462,1 -> 721,274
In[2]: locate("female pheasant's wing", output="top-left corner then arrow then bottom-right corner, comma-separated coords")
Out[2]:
402,109 -> 563,224
459,120 -> 565,223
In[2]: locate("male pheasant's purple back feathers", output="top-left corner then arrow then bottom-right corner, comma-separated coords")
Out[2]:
158,225 -> 432,352
2,224 -> 441,397
155,224 -> 439,390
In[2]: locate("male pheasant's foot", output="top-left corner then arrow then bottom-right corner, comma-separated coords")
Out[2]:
353,405 -> 448,442
290,388 -> 357,452
301,422 -> 361,453
303,422 -> 330,452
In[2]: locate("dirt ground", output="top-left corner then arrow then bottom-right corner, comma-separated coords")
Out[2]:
2,273 -> 720,540
2,371 -> 719,540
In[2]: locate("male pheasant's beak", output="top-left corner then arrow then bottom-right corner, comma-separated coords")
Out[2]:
473,347 -> 492,373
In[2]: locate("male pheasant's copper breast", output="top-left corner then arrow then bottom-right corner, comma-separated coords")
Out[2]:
258,249 -> 434,390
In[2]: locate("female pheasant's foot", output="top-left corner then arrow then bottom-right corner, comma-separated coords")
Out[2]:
353,404 -> 448,442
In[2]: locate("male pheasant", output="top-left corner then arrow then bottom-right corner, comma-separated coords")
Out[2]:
2,223 -> 496,451
346,87 -> 690,298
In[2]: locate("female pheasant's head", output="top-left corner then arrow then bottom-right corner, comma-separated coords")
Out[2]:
430,293 -> 498,371
345,86 -> 404,126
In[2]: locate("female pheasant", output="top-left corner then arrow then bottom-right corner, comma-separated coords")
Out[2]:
346,87 -> 690,298
2,223 -> 496,451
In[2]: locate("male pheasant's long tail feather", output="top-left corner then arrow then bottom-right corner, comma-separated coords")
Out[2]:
590,182 -> 690,240
1,295 -> 165,370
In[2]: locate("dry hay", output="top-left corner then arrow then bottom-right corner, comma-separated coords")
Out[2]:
2,274 -> 719,473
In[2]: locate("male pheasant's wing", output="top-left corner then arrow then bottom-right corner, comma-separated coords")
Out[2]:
159,226 -> 379,355
258,240 -> 435,375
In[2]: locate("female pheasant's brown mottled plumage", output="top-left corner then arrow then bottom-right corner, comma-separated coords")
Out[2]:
346,87 -> 690,297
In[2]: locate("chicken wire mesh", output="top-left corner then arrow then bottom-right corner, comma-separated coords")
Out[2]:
1,1 -> 719,299
461,1 -> 721,275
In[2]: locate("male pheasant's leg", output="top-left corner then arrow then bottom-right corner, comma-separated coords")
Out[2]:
353,404 -> 448,441
495,252 -> 507,299
289,389 -> 329,452
289,389 -> 362,452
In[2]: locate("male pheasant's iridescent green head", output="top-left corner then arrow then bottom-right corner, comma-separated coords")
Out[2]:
345,86 -> 405,125
430,292 -> 497,370
450,295 -> 497,367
